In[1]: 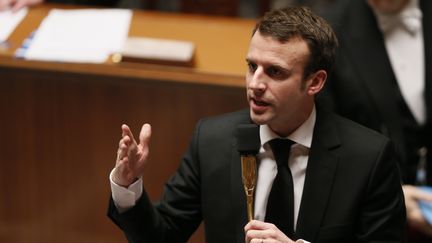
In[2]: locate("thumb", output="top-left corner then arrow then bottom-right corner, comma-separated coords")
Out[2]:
139,123 -> 152,148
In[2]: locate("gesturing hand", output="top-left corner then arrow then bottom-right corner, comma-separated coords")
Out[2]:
112,124 -> 152,187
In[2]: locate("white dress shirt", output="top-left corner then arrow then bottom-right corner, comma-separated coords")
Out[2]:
254,107 -> 315,230
373,0 -> 425,125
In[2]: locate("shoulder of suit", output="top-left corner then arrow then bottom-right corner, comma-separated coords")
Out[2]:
192,109 -> 251,143
328,110 -> 390,143
198,109 -> 250,126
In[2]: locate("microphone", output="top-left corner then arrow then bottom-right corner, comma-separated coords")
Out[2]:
236,124 -> 260,221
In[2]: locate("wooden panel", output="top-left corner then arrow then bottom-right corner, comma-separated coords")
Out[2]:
180,0 -> 239,16
0,67 -> 246,243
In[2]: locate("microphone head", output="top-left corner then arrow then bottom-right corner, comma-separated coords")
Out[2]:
236,124 -> 260,155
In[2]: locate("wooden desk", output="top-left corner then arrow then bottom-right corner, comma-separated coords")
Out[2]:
1,4 -> 255,87
0,4 -> 255,243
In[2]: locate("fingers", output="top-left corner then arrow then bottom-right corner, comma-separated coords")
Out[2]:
122,124 -> 136,143
116,124 -> 137,168
139,123 -> 152,148
116,136 -> 130,164
403,185 -> 432,202
118,124 -> 137,158
244,220 -> 293,243
249,239 -> 265,243
245,220 -> 261,243
113,125 -> 139,186
415,190 -> 432,202
113,123 -> 151,187
245,220 -> 269,231
118,123 -> 151,161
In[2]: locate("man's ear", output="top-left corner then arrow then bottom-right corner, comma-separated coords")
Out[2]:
306,70 -> 327,95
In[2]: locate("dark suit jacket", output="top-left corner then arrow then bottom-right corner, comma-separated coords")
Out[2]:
318,0 -> 432,185
108,107 -> 405,243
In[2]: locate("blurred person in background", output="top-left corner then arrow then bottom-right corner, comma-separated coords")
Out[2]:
318,0 -> 432,241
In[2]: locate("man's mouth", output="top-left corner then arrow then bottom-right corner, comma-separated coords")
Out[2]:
252,98 -> 269,106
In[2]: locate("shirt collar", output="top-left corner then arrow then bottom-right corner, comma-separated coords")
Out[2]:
372,0 -> 422,35
259,105 -> 316,149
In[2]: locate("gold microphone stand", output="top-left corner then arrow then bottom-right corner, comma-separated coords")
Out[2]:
241,155 -> 257,221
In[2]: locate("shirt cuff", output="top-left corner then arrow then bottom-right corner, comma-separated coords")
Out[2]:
109,168 -> 143,213
296,240 -> 310,243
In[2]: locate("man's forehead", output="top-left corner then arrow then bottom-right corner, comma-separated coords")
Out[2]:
246,33 -> 310,68
248,33 -> 309,55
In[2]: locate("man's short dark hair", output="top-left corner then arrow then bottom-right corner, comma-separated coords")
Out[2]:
253,6 -> 338,79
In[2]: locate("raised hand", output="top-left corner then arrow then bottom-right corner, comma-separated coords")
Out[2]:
112,124 -> 152,187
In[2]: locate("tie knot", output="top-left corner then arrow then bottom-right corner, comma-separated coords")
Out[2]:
400,7 -> 422,35
269,139 -> 294,167
377,5 -> 422,35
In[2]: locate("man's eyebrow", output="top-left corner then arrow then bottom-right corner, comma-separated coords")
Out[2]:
267,63 -> 288,70
245,58 -> 288,70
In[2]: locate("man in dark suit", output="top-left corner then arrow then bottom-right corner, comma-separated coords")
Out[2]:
108,6 -> 406,243
318,0 -> 432,238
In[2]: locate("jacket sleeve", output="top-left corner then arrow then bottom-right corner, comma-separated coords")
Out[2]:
357,139 -> 406,243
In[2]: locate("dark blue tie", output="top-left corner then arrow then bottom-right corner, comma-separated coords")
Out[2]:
265,138 -> 295,238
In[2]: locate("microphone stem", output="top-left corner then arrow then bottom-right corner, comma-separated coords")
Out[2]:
247,194 -> 254,221
241,155 -> 257,221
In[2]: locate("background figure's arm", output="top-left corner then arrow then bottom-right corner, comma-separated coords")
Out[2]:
403,185 -> 432,236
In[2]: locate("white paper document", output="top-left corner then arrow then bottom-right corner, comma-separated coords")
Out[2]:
24,8 -> 132,63
0,8 -> 28,43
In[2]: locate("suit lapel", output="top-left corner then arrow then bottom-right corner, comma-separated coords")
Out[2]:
295,108 -> 340,241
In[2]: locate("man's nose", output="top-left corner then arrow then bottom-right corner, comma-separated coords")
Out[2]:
248,67 -> 266,91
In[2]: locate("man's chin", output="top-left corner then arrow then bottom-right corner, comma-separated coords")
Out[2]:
250,110 -> 270,125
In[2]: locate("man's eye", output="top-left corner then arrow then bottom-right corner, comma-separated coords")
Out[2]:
247,62 -> 257,72
267,67 -> 282,77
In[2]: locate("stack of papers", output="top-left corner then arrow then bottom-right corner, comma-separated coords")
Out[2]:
23,8 -> 132,63
0,8 -> 28,43
118,37 -> 195,66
